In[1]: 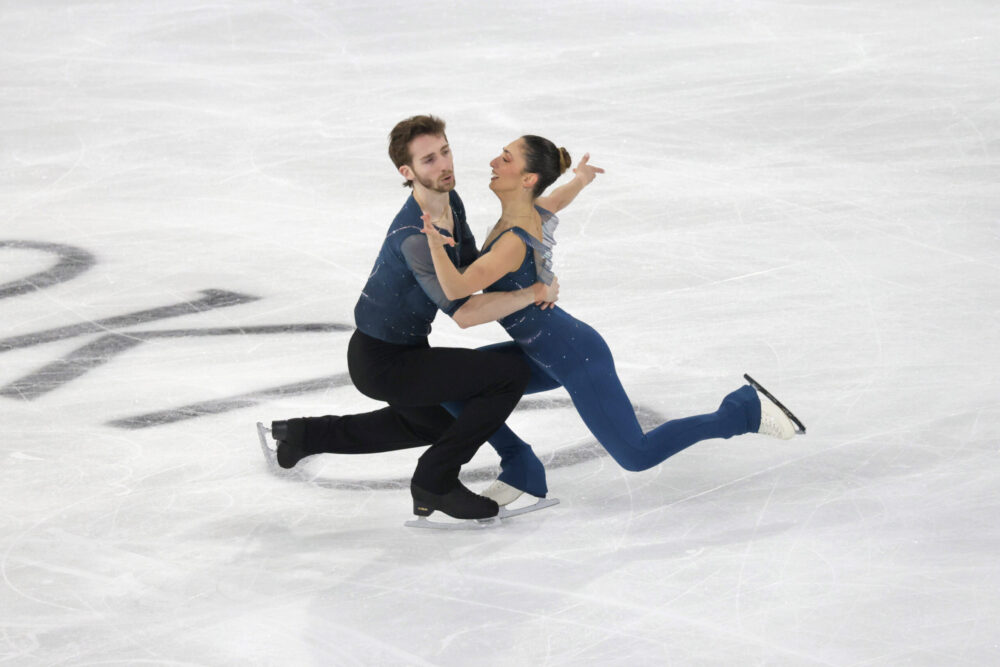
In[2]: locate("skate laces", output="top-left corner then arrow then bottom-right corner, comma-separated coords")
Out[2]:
757,395 -> 794,439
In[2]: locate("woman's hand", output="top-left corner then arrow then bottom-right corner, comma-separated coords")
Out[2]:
532,276 -> 559,310
534,154 -> 604,213
420,212 -> 455,247
572,153 -> 605,186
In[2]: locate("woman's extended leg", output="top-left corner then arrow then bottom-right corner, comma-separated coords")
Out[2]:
554,325 -> 759,472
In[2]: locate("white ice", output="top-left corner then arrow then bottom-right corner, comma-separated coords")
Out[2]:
3,1 -> 1000,664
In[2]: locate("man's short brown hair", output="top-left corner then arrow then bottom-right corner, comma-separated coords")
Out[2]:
388,115 -> 447,188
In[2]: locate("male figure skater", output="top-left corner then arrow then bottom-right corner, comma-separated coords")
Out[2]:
264,115 -> 560,521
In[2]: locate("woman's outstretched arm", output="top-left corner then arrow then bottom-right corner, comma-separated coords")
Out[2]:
534,152 -> 604,213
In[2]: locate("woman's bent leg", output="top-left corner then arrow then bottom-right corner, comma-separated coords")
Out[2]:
442,341 -> 561,497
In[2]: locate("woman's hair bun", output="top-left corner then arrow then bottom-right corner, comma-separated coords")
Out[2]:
558,147 -> 572,174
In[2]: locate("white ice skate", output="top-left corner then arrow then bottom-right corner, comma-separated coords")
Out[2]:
743,374 -> 806,438
758,394 -> 796,439
481,479 -> 524,506
482,479 -> 559,515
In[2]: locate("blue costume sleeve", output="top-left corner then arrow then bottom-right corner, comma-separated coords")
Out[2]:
399,234 -> 470,316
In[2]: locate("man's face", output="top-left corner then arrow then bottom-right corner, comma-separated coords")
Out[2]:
401,134 -> 455,193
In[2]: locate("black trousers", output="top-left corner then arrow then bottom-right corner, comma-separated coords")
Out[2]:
282,329 -> 531,493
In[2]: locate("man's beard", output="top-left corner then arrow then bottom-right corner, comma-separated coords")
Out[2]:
416,171 -> 455,193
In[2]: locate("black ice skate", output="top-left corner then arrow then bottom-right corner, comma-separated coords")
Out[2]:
411,481 -> 499,519
406,481 -> 559,530
256,421 -> 310,478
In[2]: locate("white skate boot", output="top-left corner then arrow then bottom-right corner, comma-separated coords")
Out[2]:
480,480 -> 524,506
757,393 -> 796,439
743,374 -> 806,438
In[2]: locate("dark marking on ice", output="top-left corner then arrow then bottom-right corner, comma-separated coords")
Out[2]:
0,289 -> 259,353
108,373 -> 354,429
1,322 -> 352,400
0,240 -> 95,300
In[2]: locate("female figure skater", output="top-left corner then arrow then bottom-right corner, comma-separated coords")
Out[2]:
423,136 -> 804,504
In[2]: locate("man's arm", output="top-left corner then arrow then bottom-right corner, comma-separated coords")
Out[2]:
452,280 -> 558,328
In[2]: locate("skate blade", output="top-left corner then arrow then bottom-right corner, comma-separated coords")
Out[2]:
743,374 -> 806,434
499,497 -> 560,518
403,498 -> 559,530
404,516 -> 502,530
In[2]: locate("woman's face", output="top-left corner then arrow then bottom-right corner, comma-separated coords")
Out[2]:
489,138 -> 531,195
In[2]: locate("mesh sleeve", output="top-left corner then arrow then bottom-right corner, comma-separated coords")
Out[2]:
400,234 -> 470,316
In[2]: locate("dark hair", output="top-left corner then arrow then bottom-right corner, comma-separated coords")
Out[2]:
388,115 -> 447,188
520,135 -> 571,197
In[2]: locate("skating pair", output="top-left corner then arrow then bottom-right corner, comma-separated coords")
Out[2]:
256,374 -> 804,529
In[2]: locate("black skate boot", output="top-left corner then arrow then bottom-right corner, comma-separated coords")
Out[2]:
411,481 -> 500,520
270,420 -> 311,469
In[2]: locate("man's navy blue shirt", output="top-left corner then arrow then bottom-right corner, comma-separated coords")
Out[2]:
354,191 -> 479,345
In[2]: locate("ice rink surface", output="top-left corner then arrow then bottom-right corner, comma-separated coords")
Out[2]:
3,1 -> 999,664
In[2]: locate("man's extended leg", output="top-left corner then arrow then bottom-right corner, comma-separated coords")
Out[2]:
270,404 -> 455,468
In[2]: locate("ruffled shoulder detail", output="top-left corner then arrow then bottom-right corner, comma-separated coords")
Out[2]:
529,206 -> 559,285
